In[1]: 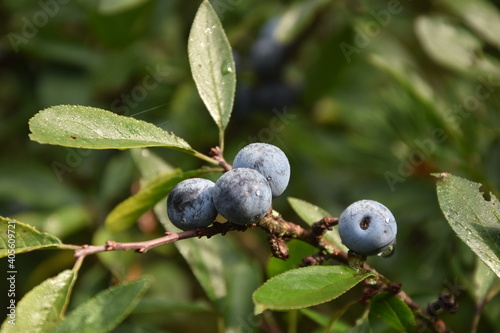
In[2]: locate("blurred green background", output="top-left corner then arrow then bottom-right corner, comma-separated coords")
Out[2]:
1,0 -> 500,332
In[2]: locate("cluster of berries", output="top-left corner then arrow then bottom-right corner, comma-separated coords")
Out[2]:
167,143 -> 397,257
167,143 -> 290,229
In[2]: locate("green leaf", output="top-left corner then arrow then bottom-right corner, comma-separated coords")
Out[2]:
130,148 -> 175,181
368,292 -> 415,332
253,265 -> 374,314
287,197 -> 346,251
415,15 -> 482,72
288,197 -> 331,224
29,105 -> 193,151
105,167 -> 221,232
0,162 -> 82,208
0,217 -> 68,257
345,313 -> 371,333
0,270 -> 77,333
266,239 -> 317,278
98,0 -> 151,14
15,205 -> 92,239
435,173 -> 500,277
51,277 -> 151,333
473,259 -> 498,303
154,200 -> 261,332
440,0 -> 500,50
300,308 -> 350,332
135,149 -> 260,332
188,0 -> 236,145
135,298 -> 212,313
275,0 -> 329,44
224,261 -> 262,333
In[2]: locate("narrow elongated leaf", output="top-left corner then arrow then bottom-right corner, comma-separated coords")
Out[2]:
16,205 -> 92,239
473,259 -> 497,303
130,148 -> 175,180
435,173 -> 500,277
155,201 -> 262,332
440,0 -> 500,50
300,308 -> 350,332
135,298 -> 212,313
253,265 -> 374,314
0,217 -> 68,257
29,105 -> 193,151
98,0 -> 150,14
106,167 -> 221,232
415,15 -> 482,72
287,197 -> 346,250
288,197 -> 331,223
0,270 -> 77,333
266,239 -> 317,278
134,148 -> 260,332
369,292 -> 415,332
188,0 -> 236,133
51,277 -> 151,333
275,0 -> 329,44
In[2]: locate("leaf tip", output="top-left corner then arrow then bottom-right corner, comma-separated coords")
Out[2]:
253,303 -> 266,315
432,172 -> 450,180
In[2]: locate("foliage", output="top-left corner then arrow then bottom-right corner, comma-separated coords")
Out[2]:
2,0 -> 500,332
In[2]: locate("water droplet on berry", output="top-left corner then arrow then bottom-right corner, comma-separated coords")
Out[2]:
377,245 -> 395,258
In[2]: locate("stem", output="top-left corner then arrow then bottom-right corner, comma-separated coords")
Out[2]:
74,222 -> 253,258
219,129 -> 225,153
470,299 -> 487,333
70,211 -> 451,332
210,146 -> 232,171
190,150 -> 220,165
325,299 -> 358,333
287,310 -> 298,333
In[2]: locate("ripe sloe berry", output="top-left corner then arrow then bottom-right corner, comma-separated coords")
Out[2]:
167,178 -> 217,230
338,200 -> 397,256
212,168 -> 272,225
233,143 -> 290,197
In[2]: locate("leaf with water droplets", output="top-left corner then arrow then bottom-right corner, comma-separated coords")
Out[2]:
29,105 -> 194,152
435,173 -> 500,277
188,0 -> 236,146
253,265 -> 374,314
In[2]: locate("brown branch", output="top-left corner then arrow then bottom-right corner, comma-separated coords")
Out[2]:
256,213 -> 451,333
268,235 -> 289,260
72,209 -> 450,332
74,222 -> 253,257
257,214 -> 346,262
311,216 -> 338,235
210,146 -> 232,172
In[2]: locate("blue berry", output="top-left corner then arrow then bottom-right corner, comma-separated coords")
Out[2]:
167,178 -> 217,231
212,168 -> 272,225
338,200 -> 397,256
233,143 -> 290,197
